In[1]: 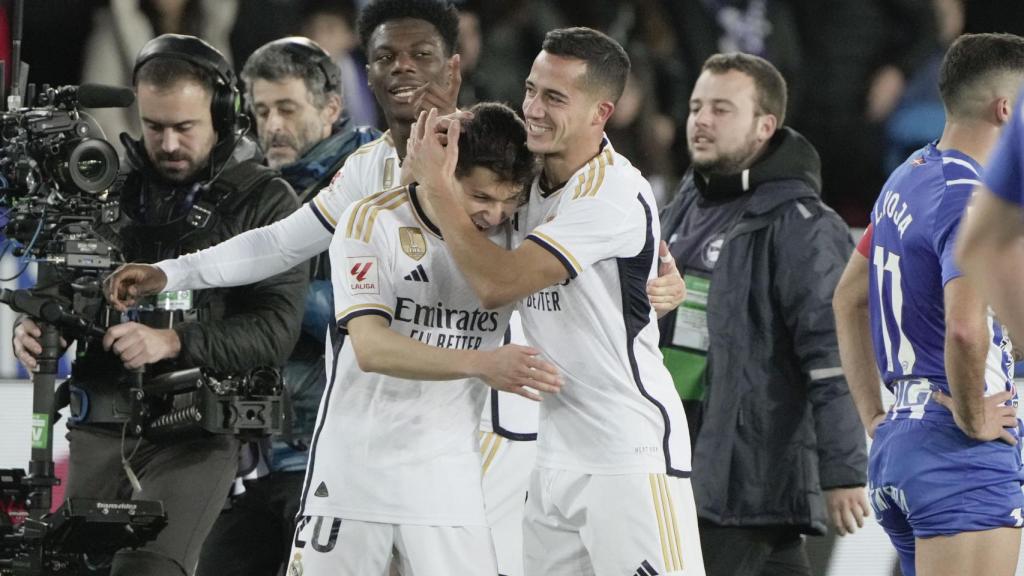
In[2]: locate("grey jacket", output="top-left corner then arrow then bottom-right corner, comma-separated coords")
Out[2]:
659,128 -> 867,534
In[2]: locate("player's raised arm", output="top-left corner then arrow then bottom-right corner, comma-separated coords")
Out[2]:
407,110 -> 570,308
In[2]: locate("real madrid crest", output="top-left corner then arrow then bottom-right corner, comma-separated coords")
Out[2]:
287,552 -> 303,576
399,227 -> 427,261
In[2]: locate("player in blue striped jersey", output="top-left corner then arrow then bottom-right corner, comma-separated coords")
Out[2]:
835,33 -> 1024,576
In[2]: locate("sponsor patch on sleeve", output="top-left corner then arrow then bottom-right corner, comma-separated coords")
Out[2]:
347,256 -> 380,295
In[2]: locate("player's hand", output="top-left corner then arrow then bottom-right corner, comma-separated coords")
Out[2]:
476,344 -> 563,401
105,264 -> 168,311
407,108 -> 460,201
825,486 -> 870,537
103,322 -> 181,370
413,54 -> 461,117
432,109 -> 475,146
647,241 -> 685,318
933,390 -> 1019,445
866,412 -> 886,439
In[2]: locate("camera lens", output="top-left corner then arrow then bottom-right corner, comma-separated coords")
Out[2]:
67,138 -> 119,193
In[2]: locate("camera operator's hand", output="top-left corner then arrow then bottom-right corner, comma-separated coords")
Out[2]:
13,319 -> 43,372
103,323 -> 181,370
13,318 -> 67,372
105,264 -> 168,311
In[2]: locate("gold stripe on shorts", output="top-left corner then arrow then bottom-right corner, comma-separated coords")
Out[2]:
650,474 -> 672,571
480,431 -> 503,475
650,473 -> 685,571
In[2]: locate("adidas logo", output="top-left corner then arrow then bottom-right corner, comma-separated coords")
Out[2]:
633,560 -> 659,576
403,264 -> 429,282
314,482 -> 329,497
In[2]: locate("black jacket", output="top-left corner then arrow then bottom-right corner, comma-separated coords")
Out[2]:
113,136 -> 307,374
659,128 -> 867,534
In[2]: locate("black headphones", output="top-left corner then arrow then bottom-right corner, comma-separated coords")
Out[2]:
255,36 -> 342,95
133,34 -> 241,136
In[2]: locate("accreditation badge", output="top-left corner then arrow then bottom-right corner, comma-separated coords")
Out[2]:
155,290 -> 192,311
661,272 -> 710,401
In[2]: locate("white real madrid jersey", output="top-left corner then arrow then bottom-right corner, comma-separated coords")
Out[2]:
304,132 -> 537,441
309,131 -> 401,233
478,311 -> 538,439
513,140 -> 692,477
301,184 -> 514,526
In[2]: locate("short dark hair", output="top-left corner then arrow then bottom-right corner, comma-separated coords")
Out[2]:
702,53 -> 787,125
541,27 -> 630,103
456,102 -> 536,196
939,33 -> 1024,119
356,0 -> 459,56
242,39 -> 341,109
135,57 -> 216,95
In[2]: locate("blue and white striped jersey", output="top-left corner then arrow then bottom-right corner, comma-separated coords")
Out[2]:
869,143 -> 1014,422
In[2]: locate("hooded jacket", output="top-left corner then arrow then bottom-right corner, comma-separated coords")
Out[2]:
659,127 -> 867,534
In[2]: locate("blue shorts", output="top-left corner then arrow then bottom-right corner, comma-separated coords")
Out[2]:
868,418 -> 1024,574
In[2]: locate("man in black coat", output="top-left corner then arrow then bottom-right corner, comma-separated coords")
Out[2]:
658,52 -> 868,576
12,35 -> 306,576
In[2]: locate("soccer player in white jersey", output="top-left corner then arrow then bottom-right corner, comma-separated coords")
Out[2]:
408,27 -> 705,576
104,5 -> 684,572
289,102 -> 559,575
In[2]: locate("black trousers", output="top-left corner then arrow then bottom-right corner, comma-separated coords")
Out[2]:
195,471 -> 306,576
699,520 -> 813,576
67,427 -> 239,576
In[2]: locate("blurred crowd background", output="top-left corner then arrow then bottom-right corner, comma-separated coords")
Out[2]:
9,0 -> 1024,226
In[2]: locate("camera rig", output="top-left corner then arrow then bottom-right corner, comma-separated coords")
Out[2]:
0,3 -> 282,571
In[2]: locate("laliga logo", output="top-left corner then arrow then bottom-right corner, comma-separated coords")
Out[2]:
348,257 -> 379,295
350,262 -> 372,282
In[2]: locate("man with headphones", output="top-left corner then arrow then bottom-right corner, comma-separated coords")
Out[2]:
12,34 -> 307,576
193,37 -> 379,576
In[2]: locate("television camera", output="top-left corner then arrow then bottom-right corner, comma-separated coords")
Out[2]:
0,22 -> 284,576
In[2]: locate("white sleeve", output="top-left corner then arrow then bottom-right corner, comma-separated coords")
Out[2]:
329,208 -> 396,329
525,192 -> 648,278
157,204 -> 331,291
308,155 -> 367,233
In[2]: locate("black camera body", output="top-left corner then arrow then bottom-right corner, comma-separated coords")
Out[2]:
1,84 -> 124,270
0,466 -> 166,576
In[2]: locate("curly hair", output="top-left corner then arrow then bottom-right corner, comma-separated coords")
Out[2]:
357,0 -> 459,56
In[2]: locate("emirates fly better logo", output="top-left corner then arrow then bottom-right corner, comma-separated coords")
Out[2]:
347,256 -> 379,295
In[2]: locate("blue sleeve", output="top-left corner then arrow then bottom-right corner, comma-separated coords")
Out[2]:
933,183 -> 971,286
984,93 -> 1024,206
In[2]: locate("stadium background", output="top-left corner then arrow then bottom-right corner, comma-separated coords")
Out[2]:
4,0 -> 1024,574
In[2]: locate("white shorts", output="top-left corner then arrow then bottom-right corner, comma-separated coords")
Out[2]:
523,468 -> 705,576
480,432 -> 536,576
286,515 -> 497,576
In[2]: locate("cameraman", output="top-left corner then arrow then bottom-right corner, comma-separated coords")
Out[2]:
194,37 -> 378,576
11,35 -> 306,576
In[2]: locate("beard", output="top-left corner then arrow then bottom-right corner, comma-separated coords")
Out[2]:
151,150 -> 203,183
688,127 -> 762,177
262,121 -> 325,168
